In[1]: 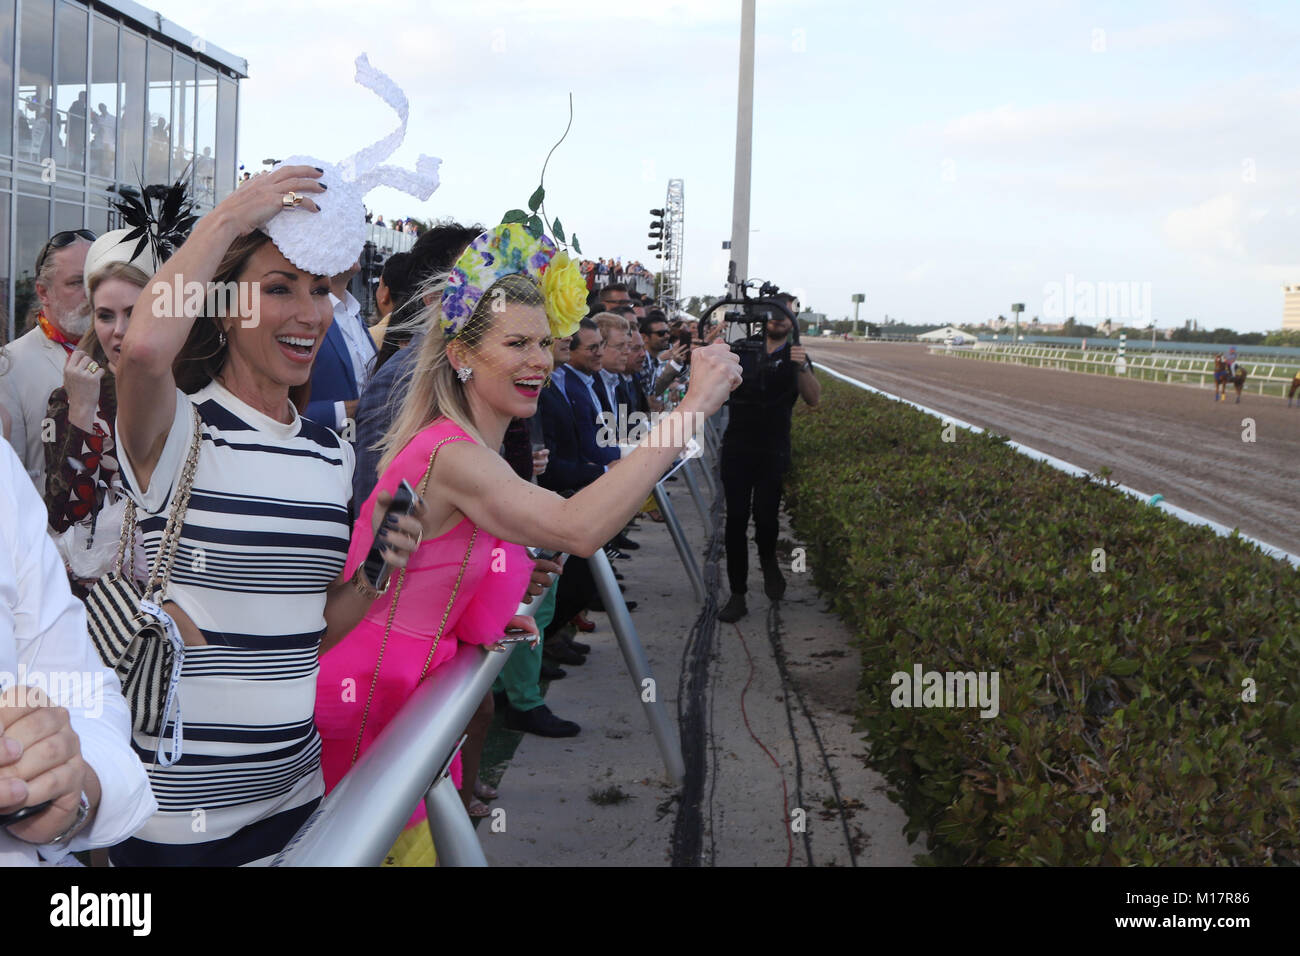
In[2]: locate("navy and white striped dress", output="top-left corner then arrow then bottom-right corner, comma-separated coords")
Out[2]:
111,381 -> 353,866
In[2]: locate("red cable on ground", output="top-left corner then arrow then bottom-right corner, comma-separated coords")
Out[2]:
729,621 -> 795,867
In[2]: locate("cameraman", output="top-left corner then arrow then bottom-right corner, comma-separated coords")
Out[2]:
717,292 -> 820,622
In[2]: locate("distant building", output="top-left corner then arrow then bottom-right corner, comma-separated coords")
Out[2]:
917,325 -> 973,342
1284,285 -> 1300,331
1,0 -> 247,343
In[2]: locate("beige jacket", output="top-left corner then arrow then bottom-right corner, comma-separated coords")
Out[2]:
0,326 -> 67,493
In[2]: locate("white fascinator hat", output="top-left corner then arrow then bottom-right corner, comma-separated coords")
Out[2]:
261,53 -> 441,277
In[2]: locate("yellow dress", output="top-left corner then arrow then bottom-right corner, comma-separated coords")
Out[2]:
383,820 -> 438,867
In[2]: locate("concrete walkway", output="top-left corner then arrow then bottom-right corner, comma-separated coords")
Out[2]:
480,472 -> 915,867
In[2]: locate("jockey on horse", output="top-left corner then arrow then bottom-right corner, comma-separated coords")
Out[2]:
1213,353 -> 1230,401
1214,348 -> 1248,402
1226,347 -> 1248,403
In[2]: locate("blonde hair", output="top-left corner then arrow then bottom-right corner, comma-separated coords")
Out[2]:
593,311 -> 630,340
79,261 -> 152,366
376,272 -> 545,474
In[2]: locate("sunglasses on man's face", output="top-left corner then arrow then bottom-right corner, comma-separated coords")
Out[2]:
36,229 -> 97,274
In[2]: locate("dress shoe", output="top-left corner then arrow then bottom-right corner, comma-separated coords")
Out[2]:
567,637 -> 591,654
539,662 -> 567,680
761,558 -> 787,600
718,593 -> 747,622
611,532 -> 640,551
543,641 -> 585,666
504,704 -> 580,737
572,613 -> 596,633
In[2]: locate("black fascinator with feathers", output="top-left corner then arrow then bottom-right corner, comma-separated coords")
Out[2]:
111,166 -> 199,266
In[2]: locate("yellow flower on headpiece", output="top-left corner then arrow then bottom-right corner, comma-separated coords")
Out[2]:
541,251 -> 587,340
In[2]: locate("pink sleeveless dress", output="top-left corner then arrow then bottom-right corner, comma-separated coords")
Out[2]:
315,419 -> 532,822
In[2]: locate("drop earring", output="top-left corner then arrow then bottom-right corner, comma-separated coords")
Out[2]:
456,366 -> 473,382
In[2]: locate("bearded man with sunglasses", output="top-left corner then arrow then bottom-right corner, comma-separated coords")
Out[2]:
0,230 -> 95,491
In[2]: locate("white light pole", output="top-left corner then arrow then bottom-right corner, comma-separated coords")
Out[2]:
727,0 -> 756,299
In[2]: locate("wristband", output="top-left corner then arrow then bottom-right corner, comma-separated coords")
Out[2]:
351,564 -> 390,601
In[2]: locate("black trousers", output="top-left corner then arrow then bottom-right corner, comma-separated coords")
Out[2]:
720,448 -> 788,596
545,554 -> 594,640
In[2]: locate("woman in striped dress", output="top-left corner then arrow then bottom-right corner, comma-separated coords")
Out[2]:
112,166 -> 423,866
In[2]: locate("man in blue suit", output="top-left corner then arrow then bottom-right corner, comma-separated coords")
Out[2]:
305,261 -> 375,432
537,376 -> 605,494
561,320 -> 620,468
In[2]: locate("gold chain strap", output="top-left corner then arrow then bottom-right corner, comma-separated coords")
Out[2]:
350,435 -> 476,767
145,405 -> 204,601
110,404 -> 202,591
112,499 -> 136,578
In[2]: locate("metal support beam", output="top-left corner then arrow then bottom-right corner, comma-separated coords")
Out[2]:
682,455 -> 709,524
425,774 -> 488,867
587,547 -> 686,784
653,482 -> 705,602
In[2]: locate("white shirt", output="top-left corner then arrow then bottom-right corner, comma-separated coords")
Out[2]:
328,289 -> 375,431
598,368 -> 623,419
0,440 -> 156,866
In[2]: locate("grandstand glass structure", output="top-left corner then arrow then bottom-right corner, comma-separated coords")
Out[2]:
0,0 -> 246,343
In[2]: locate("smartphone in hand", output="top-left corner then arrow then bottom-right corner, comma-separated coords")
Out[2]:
361,479 -> 421,592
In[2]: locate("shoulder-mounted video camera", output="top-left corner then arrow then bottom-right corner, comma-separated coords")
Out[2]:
698,276 -> 800,359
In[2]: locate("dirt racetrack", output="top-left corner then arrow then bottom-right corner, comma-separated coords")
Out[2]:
806,341 -> 1300,556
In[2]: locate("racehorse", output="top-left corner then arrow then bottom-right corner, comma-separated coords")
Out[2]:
1288,372 -> 1300,407
1231,364 -> 1248,403
1213,355 -> 1231,401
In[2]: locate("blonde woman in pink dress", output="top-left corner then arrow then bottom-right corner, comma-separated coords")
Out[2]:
315,222 -> 743,863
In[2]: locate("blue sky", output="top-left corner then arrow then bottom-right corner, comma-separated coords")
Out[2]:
151,0 -> 1300,330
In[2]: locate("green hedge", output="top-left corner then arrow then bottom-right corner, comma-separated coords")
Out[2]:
786,375 -> 1300,865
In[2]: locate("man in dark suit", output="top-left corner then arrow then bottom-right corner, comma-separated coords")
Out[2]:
538,376 -> 604,494
562,320 -> 620,468
623,328 -> 651,420
305,261 -> 374,432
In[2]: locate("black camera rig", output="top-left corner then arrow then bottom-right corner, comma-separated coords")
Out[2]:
697,276 -> 801,358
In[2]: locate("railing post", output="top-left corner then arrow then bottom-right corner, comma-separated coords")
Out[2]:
653,481 -> 706,602
587,546 -> 686,784
681,454 -> 710,524
425,774 -> 488,867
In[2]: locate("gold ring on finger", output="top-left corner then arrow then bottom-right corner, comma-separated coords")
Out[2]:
86,361 -> 100,374
282,191 -> 302,208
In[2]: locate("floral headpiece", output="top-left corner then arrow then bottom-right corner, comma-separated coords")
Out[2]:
441,225 -> 586,341
440,96 -> 586,341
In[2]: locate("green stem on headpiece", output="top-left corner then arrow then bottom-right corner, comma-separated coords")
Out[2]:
537,93 -> 573,251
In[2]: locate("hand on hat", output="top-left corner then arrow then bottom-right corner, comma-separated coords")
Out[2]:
216,165 -> 326,238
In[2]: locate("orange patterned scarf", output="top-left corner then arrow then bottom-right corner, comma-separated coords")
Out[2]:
37,310 -> 78,353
